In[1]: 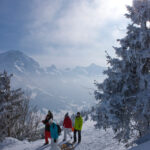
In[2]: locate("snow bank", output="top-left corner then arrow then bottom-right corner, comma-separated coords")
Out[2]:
130,140 -> 150,150
129,133 -> 150,150
135,133 -> 150,145
0,137 -> 29,150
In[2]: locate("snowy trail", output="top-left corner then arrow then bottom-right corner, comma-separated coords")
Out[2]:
0,120 -> 127,150
74,120 -> 126,150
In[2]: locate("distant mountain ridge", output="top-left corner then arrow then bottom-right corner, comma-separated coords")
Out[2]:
0,50 -> 105,77
0,50 -> 43,75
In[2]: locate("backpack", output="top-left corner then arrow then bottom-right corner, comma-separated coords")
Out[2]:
57,124 -> 62,135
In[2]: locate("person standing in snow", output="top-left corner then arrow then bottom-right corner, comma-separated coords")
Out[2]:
49,119 -> 61,150
63,112 -> 72,141
73,112 -> 83,144
42,110 -> 53,145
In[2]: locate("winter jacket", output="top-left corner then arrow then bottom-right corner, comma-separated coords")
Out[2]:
50,122 -> 59,140
63,116 -> 72,128
42,113 -> 53,131
74,116 -> 83,131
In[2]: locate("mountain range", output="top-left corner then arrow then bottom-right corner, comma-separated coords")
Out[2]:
0,50 -> 106,112
0,50 -> 105,77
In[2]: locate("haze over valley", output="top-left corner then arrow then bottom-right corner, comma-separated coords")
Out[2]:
0,50 -> 105,112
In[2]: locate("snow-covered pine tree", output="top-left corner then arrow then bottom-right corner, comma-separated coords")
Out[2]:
93,0 -> 150,142
0,71 -> 41,141
0,71 -> 24,140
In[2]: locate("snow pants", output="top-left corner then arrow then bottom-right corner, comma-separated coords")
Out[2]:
45,131 -> 51,144
50,139 -> 60,150
64,128 -> 72,140
74,129 -> 81,143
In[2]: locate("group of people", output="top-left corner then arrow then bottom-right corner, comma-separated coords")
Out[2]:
42,110 -> 83,149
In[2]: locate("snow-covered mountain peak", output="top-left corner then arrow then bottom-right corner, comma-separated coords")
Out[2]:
0,50 -> 41,74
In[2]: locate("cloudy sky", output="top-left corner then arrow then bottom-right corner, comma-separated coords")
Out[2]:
0,0 -> 132,68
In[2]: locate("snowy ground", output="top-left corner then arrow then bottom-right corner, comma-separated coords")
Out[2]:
129,141 -> 150,150
0,120 -> 127,150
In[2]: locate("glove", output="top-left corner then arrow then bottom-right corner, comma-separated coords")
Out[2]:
54,139 -> 56,143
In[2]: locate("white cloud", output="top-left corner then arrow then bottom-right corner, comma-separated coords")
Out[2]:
22,0 -> 132,67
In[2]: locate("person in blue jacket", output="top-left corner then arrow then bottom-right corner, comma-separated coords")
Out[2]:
49,119 -> 60,150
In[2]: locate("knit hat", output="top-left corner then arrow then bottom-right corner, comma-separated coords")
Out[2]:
65,112 -> 69,117
77,112 -> 80,115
